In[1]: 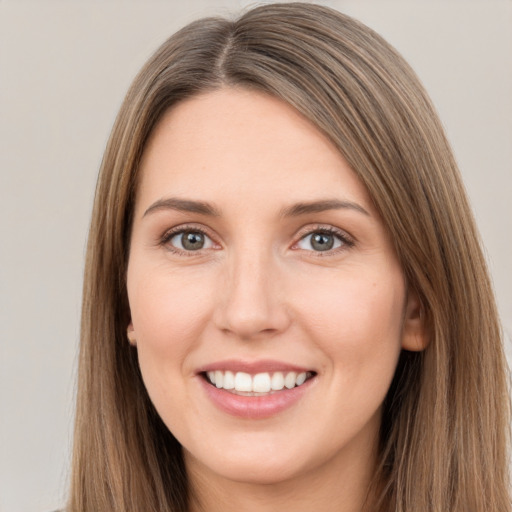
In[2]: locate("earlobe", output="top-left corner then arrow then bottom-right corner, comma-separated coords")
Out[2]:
401,289 -> 428,352
127,322 -> 137,346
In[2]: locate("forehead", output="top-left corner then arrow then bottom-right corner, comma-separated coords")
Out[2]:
136,87 -> 374,216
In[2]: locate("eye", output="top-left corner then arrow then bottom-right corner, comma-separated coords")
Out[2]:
296,228 -> 351,253
167,230 -> 215,252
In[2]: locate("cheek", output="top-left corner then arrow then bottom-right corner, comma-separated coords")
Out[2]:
296,268 -> 403,330
126,265 -> 218,428
126,264 -> 217,407
291,268 -> 405,382
128,265 -> 215,352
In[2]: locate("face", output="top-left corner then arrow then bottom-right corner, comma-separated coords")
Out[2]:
127,88 -> 424,489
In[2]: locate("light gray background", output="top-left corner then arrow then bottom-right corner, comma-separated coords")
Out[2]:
1,1 -> 511,511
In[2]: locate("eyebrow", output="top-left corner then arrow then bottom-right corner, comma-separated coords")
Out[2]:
279,199 -> 370,218
143,197 -> 370,219
143,197 -> 221,218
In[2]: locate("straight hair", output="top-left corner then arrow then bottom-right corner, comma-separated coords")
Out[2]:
68,3 -> 510,511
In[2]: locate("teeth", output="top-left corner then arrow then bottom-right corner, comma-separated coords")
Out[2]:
296,372 -> 307,386
205,370 -> 312,393
234,372 -> 252,392
253,373 -> 271,393
223,370 -> 235,390
271,372 -> 285,391
214,370 -> 224,388
284,372 -> 297,389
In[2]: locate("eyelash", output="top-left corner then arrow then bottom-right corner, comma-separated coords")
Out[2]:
159,224 -> 217,257
293,225 -> 355,256
159,224 -> 355,257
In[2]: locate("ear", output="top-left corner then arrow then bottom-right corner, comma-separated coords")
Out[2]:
401,289 -> 428,352
127,322 -> 137,346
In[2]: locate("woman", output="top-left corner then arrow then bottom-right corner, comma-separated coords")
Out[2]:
68,3 -> 510,511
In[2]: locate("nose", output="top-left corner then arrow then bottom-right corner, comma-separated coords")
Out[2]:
213,248 -> 291,340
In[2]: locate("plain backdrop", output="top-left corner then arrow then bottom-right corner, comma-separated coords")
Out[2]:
1,1 -> 511,511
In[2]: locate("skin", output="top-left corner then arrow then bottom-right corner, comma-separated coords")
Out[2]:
126,87 -> 425,512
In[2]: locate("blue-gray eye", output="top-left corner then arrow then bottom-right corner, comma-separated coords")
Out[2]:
297,231 -> 343,252
170,231 -> 214,251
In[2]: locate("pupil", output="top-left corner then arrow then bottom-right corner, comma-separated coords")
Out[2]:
311,233 -> 333,251
182,232 -> 204,250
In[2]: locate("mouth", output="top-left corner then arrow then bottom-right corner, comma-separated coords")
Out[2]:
197,363 -> 318,419
202,370 -> 317,396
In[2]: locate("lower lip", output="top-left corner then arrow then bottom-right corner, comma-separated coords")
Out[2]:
199,376 -> 315,419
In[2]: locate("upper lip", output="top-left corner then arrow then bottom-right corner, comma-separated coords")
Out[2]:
196,359 -> 314,375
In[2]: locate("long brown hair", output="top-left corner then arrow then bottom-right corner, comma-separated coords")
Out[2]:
68,3 -> 510,511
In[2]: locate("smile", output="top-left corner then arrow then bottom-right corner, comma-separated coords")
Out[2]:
197,362 -> 318,418
205,370 -> 315,395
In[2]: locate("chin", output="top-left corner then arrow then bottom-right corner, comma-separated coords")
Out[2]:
185,442 -> 313,486
233,461 -> 303,485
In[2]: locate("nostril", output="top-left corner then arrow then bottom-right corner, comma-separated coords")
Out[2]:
212,275 -> 291,338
